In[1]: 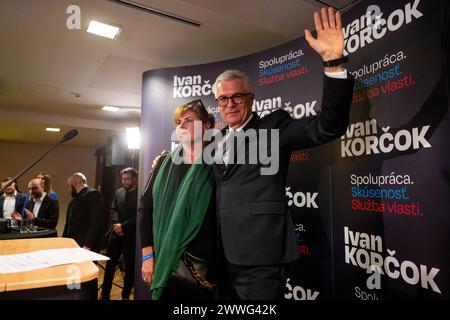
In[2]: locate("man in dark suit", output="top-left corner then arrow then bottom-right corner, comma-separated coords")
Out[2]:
101,167 -> 138,300
211,7 -> 354,299
0,178 -> 27,227
13,178 -> 59,229
63,172 -> 105,251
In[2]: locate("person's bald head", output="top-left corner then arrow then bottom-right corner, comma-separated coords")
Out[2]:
67,172 -> 88,195
28,178 -> 44,199
69,172 -> 87,184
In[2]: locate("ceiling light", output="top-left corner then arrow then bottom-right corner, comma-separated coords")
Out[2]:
87,20 -> 121,39
102,106 -> 120,112
46,128 -> 61,132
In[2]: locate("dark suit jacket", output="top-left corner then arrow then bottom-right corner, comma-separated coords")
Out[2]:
63,187 -> 105,249
0,192 -> 27,217
26,194 -> 59,229
212,76 -> 354,266
109,187 -> 137,239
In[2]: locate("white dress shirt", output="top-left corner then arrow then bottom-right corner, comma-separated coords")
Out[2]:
2,191 -> 17,219
222,114 -> 254,165
325,69 -> 348,79
32,192 -> 46,218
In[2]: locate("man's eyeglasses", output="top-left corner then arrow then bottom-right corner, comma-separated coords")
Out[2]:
215,93 -> 252,108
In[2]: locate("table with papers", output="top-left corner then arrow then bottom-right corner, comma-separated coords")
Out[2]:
0,237 -> 109,300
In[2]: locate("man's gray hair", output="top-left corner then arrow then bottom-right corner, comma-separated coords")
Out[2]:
213,70 -> 253,98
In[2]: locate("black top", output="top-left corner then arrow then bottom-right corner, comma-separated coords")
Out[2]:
138,158 -> 216,260
110,187 -> 138,238
63,187 -> 105,250
125,189 -> 138,220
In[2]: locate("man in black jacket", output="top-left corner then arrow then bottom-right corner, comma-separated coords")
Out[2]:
63,172 -> 105,251
101,167 -> 138,300
212,7 -> 354,299
15,178 -> 59,229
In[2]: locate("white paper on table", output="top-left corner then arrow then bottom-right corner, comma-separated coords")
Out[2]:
0,248 -> 109,274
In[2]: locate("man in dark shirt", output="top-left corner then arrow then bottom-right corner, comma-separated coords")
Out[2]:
63,172 -> 105,251
13,178 -> 59,229
101,168 -> 138,300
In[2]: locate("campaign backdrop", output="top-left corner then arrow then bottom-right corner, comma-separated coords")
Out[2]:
136,0 -> 449,300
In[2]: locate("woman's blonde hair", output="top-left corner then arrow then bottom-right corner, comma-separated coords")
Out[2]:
173,99 -> 215,128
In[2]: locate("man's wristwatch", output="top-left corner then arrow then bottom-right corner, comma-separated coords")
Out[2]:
323,56 -> 349,67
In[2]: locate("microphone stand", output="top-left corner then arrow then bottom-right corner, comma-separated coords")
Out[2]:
0,129 -> 78,194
